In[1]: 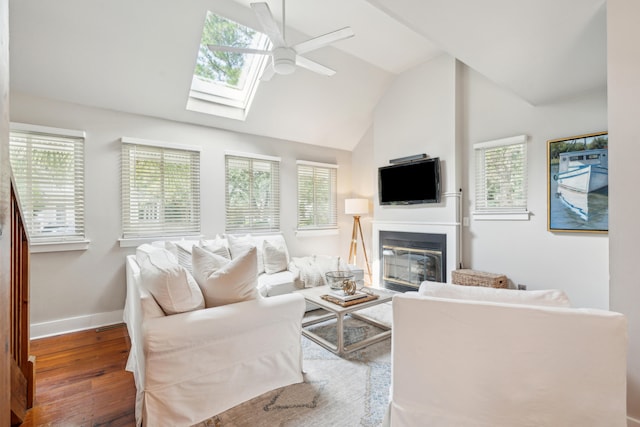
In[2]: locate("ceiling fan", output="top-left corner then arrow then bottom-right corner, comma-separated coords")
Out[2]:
207,0 -> 354,80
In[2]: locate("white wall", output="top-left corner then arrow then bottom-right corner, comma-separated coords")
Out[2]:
608,0 -> 640,420
10,92 -> 354,337
352,53 -> 608,309
462,66 -> 609,309
350,125 -> 375,282
373,54 -> 460,224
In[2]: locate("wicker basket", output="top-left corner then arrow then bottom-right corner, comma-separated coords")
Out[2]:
451,269 -> 508,289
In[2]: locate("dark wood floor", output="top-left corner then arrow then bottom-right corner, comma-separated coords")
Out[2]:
19,324 -> 136,427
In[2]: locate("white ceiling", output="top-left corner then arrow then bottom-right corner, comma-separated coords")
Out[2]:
8,0 -> 606,150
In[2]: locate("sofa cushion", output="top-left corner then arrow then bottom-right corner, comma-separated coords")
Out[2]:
138,246 -> 205,315
263,239 -> 288,274
258,270 -> 299,296
169,240 -> 200,274
199,239 -> 231,260
192,245 -> 231,286
198,246 -> 260,307
226,233 -> 254,257
418,282 -> 571,307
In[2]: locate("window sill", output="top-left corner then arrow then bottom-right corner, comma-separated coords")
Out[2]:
119,235 -> 204,248
295,229 -> 339,237
472,211 -> 531,221
31,240 -> 90,253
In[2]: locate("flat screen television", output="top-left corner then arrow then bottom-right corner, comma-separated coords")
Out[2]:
378,157 -> 441,205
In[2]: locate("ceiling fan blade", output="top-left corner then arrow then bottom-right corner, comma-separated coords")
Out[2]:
251,2 -> 285,47
260,63 -> 276,81
293,27 -> 355,55
207,45 -> 271,55
295,55 -> 336,76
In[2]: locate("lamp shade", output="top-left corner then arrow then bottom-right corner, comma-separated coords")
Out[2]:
345,198 -> 369,215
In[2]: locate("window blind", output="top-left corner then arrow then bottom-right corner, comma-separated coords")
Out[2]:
121,141 -> 201,238
297,162 -> 338,229
474,135 -> 528,212
225,154 -> 280,232
9,127 -> 85,242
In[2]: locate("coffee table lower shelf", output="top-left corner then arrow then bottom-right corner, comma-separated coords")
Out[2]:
302,311 -> 391,355
298,286 -> 393,356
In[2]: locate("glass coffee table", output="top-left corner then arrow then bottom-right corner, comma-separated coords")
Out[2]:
297,285 -> 393,356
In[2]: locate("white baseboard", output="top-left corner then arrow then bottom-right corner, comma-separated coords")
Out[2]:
31,309 -> 124,340
629,415 -> 640,427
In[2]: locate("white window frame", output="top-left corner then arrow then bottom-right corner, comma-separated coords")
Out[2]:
9,122 -> 89,253
473,134 -> 530,221
186,11 -> 270,121
296,160 -> 338,231
120,137 -> 201,244
225,151 -> 281,233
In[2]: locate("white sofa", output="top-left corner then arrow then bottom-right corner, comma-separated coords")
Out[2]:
386,282 -> 627,427
165,233 -> 364,300
124,251 -> 306,426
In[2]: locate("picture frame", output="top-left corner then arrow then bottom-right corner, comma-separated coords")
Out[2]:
547,131 -> 608,233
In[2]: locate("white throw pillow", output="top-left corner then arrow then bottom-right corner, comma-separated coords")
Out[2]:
199,246 -> 260,307
199,234 -> 229,250
136,243 -> 178,266
418,282 -> 571,307
191,245 -> 231,286
263,239 -> 288,274
226,234 -> 255,258
199,239 -> 231,260
138,247 -> 205,315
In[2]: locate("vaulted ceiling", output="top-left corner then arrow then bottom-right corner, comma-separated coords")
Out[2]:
8,0 -> 606,150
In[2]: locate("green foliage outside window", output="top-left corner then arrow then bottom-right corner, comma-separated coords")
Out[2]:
195,12 -> 256,88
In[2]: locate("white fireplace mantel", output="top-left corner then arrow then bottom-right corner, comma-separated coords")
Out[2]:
371,220 -> 460,288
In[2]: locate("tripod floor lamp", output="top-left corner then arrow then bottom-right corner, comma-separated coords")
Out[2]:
345,198 -> 372,281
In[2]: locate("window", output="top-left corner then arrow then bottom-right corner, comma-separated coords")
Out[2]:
9,123 -> 86,245
121,138 -> 201,239
187,11 -> 270,121
297,161 -> 338,230
473,134 -> 529,220
225,152 -> 280,232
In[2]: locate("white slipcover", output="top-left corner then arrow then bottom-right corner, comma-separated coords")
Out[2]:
124,254 -> 305,426
388,291 -> 627,427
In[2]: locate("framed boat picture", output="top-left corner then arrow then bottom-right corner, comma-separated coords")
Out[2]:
547,131 -> 608,233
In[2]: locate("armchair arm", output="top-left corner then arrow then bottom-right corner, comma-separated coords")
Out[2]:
143,293 -> 305,354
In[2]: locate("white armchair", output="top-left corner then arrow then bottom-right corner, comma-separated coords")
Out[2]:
124,254 -> 305,426
387,283 -> 627,427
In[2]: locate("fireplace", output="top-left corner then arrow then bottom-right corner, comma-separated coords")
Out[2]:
379,231 -> 446,292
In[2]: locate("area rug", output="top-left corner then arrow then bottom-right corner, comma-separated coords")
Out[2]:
194,303 -> 392,427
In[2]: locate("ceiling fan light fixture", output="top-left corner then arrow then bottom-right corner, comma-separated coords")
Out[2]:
272,47 -> 296,75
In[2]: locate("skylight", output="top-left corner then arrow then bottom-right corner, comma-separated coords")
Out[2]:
187,11 -> 270,121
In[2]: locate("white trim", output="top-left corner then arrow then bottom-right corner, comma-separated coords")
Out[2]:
472,211 -> 531,221
119,235 -> 203,248
628,416 -> 640,427
296,160 -> 339,169
31,309 -> 124,339
474,134 -> 527,150
30,240 -> 90,253
295,228 -> 339,237
121,136 -> 201,153
10,122 -> 86,138
186,95 -> 247,121
224,150 -> 281,162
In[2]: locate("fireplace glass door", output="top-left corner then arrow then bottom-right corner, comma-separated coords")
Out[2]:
382,245 -> 443,289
